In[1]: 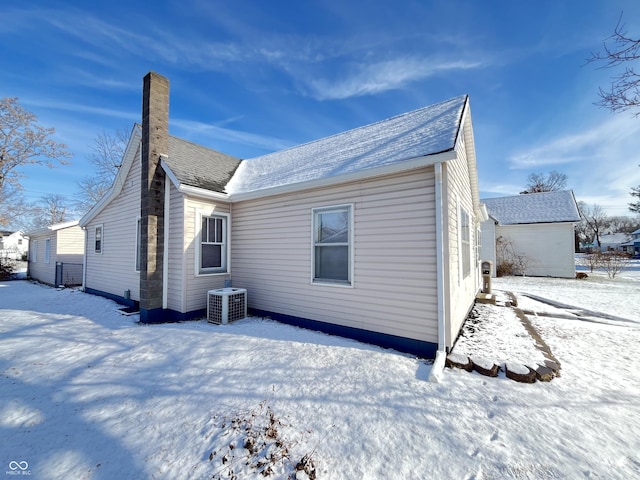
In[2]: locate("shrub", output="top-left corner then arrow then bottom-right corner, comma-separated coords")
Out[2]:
496,236 -> 530,276
205,399 -> 318,479
600,251 -> 631,279
0,254 -> 16,280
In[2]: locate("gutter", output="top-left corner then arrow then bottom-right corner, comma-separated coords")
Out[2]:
81,226 -> 87,292
162,177 -> 170,309
429,161 -> 447,383
227,151 -> 456,202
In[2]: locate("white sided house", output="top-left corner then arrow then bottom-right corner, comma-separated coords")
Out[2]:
480,190 -> 580,278
0,230 -> 28,260
80,72 -> 486,360
27,220 -> 84,286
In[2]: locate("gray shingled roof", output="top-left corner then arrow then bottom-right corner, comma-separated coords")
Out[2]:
482,190 -> 580,225
226,95 -> 467,195
164,136 -> 241,193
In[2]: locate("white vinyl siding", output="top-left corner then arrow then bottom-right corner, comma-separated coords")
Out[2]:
231,168 -> 439,344
443,129 -> 480,348
84,148 -> 142,301
312,205 -> 352,286
165,182 -> 186,312
27,225 -> 83,286
180,196 -> 230,313
494,223 -> 576,278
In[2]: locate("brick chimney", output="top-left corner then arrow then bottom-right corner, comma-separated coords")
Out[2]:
140,72 -> 169,323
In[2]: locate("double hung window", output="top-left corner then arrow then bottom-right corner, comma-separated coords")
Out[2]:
200,215 -> 227,274
313,205 -> 352,285
460,208 -> 471,278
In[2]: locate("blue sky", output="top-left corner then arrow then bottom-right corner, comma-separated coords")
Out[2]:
2,0 -> 640,220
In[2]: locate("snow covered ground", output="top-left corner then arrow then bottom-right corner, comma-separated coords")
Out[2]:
1,268 -> 639,479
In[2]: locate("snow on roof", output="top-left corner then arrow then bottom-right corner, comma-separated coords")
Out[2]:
482,190 -> 580,225
599,232 -> 631,245
225,95 -> 467,195
26,220 -> 80,237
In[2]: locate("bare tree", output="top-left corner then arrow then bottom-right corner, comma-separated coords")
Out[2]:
0,184 -> 28,228
0,98 -> 71,197
22,194 -> 75,231
600,251 -> 632,279
589,14 -> 640,116
520,170 -> 568,194
75,129 -> 129,213
578,202 -> 610,249
590,15 -> 640,214
41,193 -> 70,225
608,215 -> 640,234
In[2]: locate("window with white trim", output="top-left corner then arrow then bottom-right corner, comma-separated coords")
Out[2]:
460,207 -> 471,278
313,205 -> 352,285
200,215 -> 227,274
95,225 -> 103,254
44,238 -> 51,264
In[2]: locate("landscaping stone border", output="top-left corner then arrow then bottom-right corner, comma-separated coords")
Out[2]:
446,292 -> 561,383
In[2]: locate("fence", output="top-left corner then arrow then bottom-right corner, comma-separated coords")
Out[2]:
55,262 -> 83,287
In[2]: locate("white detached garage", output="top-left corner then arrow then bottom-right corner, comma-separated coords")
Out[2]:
480,190 -> 581,278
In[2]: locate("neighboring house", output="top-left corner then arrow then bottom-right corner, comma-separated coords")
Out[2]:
620,228 -> 640,255
80,72 -> 486,364
27,220 -> 84,286
598,232 -> 632,252
0,230 -> 28,259
480,191 -> 581,278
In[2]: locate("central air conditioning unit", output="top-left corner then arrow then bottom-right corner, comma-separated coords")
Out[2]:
207,288 -> 247,324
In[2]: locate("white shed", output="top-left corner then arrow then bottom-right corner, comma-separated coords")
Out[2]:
27,220 -> 84,286
481,191 -> 580,278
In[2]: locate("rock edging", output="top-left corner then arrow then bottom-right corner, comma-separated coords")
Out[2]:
446,292 -> 561,383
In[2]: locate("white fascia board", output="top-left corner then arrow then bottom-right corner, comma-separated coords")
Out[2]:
51,220 -> 80,231
479,204 -> 489,223
179,184 -> 230,201
228,150 -> 457,202
160,158 -> 181,190
458,99 -> 482,221
25,220 -> 79,237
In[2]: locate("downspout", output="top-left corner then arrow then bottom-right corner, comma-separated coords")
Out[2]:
162,176 -> 170,310
81,226 -> 87,292
429,161 -> 447,383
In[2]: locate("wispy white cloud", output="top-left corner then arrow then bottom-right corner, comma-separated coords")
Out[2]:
303,57 -> 484,101
23,98 -> 137,122
509,115 -> 640,169
171,118 -> 291,154
507,113 -> 640,215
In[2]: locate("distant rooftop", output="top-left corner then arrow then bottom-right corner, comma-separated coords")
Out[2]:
226,95 -> 467,195
482,190 -> 580,225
